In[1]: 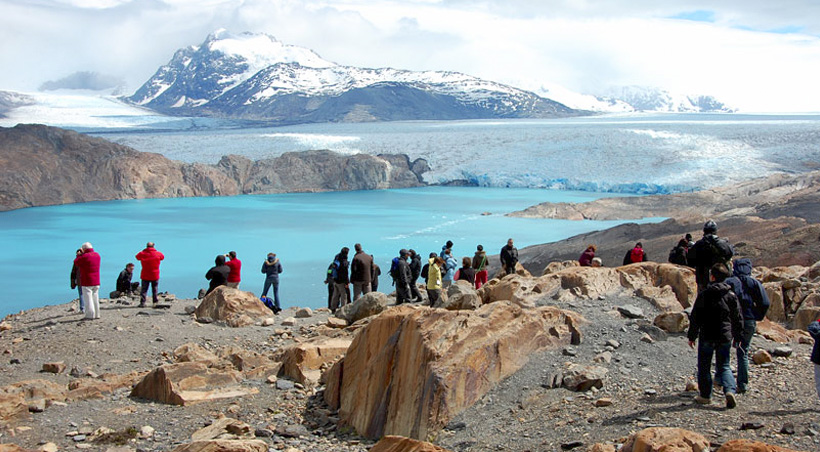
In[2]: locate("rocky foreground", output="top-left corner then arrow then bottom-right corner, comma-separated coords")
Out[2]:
0,124 -> 429,211
1,261 -> 819,452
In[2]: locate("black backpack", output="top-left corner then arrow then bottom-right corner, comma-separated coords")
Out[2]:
740,275 -> 770,321
421,263 -> 430,282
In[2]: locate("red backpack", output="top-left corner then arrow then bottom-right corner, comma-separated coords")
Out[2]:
630,247 -> 644,263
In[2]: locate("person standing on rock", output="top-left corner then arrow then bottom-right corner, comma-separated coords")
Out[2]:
472,245 -> 489,289
455,257 -> 476,285
408,249 -> 422,303
261,253 -> 283,313
622,242 -> 648,265
136,242 -> 165,308
426,256 -> 444,307
206,255 -> 230,295
394,249 -> 413,304
225,251 -> 242,289
579,245 -> 597,267
688,263 -> 743,409
441,240 -> 454,258
725,258 -> 770,394
668,239 -> 689,266
350,244 -> 373,301
74,242 -> 101,320
371,256 -> 381,292
688,220 -> 734,294
116,263 -> 139,296
442,248 -> 458,289
70,248 -> 84,313
808,319 -> 820,400
330,247 -> 350,312
500,238 -> 519,276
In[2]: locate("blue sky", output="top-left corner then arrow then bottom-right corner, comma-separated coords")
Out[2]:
1,0 -> 819,112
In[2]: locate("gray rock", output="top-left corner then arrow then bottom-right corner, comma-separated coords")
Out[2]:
184,305 -> 197,315
740,421 -> 765,430
562,364 -> 607,392
436,281 -> 481,310
276,379 -> 295,391
336,291 -> 389,324
562,347 -> 577,357
638,324 -> 668,341
294,307 -> 313,318
274,424 -> 309,438
772,346 -> 793,357
617,305 -> 644,319
605,339 -> 621,349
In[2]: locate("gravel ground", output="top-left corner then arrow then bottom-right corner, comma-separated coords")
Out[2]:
2,292 -> 819,452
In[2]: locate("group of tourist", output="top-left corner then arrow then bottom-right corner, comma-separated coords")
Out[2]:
323,238 -> 518,313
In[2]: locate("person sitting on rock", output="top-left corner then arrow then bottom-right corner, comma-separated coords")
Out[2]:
455,256 -> 476,285
725,258 -> 770,394
225,251 -> 242,289
687,263 -> 743,409
579,245 -> 596,266
206,254 -> 230,295
688,220 -> 734,294
116,263 -> 139,296
622,242 -> 647,266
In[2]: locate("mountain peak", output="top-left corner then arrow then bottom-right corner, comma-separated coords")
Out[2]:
201,29 -> 335,71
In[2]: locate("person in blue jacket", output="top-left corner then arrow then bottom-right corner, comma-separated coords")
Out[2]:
261,253 -> 283,313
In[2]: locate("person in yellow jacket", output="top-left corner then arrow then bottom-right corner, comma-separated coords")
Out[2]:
426,256 -> 444,306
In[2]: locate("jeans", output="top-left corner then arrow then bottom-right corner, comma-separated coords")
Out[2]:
262,278 -> 280,310
736,319 -> 756,391
698,340 -> 736,398
140,279 -> 159,305
77,286 -> 84,312
82,285 -> 100,319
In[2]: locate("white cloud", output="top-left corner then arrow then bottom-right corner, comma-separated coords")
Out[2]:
1,0 -> 819,112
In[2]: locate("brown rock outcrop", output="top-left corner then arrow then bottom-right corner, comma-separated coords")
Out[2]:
370,436 -> 453,452
66,371 -> 147,401
621,427 -> 710,452
0,124 -> 429,211
130,362 -> 257,406
717,439 -> 807,452
195,287 -> 272,327
326,301 -> 583,440
278,337 -> 352,386
190,418 -> 255,441
170,440 -> 268,452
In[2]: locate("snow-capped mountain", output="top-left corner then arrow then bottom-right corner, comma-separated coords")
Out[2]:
594,86 -> 733,113
126,30 -> 579,123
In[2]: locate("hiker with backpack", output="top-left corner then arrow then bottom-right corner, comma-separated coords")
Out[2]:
329,247 -> 350,313
725,258 -> 770,394
688,220 -> 734,294
622,242 -> 647,266
409,249 -> 423,303
472,245 -> 489,289
391,249 -> 413,304
668,239 -> 689,266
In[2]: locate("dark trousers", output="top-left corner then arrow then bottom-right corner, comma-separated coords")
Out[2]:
409,280 -> 422,302
426,288 -> 440,306
140,279 -> 159,305
396,283 -> 412,304
697,340 -> 736,398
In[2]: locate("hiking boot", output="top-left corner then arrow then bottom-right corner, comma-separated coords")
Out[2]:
694,396 -> 712,405
725,393 -> 737,409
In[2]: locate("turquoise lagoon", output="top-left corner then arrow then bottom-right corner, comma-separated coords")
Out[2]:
0,187 -> 655,316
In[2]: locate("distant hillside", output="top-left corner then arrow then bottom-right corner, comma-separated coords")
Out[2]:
0,124 -> 429,211
125,30 -> 581,124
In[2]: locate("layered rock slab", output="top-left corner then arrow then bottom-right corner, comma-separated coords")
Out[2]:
325,301 -> 583,440
130,362 -> 257,406
195,287 -> 272,327
370,436 -> 453,452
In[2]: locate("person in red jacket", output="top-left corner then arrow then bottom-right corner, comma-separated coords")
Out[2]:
74,242 -> 101,320
136,242 -> 165,307
226,251 -> 242,288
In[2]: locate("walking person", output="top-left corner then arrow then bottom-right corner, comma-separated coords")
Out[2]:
688,220 -> 734,294
136,242 -> 165,307
472,245 -> 488,289
500,238 -> 519,276
687,263 -> 743,409
350,244 -> 373,301
329,247 -> 350,312
409,249 -> 422,302
206,254 -> 230,295
261,253 -> 283,313
426,256 -> 444,307
225,251 -> 242,289
455,256 -> 476,285
622,242 -> 647,265
70,248 -> 84,313
74,242 -> 101,320
725,258 -> 770,393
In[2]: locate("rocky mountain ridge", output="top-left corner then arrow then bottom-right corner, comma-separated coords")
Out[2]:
0,124 -> 428,211
125,30 -> 580,123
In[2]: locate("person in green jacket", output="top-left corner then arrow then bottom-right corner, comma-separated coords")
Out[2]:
426,256 -> 444,307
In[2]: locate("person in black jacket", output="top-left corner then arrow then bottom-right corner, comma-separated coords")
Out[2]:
500,238 -> 519,276
688,220 -> 734,293
668,239 -> 688,266
687,263 -> 743,409
408,249 -> 422,303
330,247 -> 350,313
205,255 -> 230,295
395,249 -> 413,304
725,258 -> 770,393
350,244 -> 373,301
116,263 -> 139,295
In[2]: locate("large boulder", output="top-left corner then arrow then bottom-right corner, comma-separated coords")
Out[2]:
480,274 -> 557,307
278,337 -> 352,386
653,312 -> 690,333
550,267 -> 621,300
217,347 -> 281,380
327,301 -> 583,440
618,263 -> 695,309
717,439 -> 807,452
170,440 -> 268,452
191,418 -> 255,441
174,343 -> 221,365
130,362 -> 257,406
793,305 -> 820,331
542,260 -> 579,276
764,283 -> 786,322
66,371 -> 147,401
370,436 -> 453,452
195,287 -> 272,327
0,379 -> 67,417
621,427 -> 710,452
336,291 -> 389,325
0,392 -> 27,421
435,281 -> 481,310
